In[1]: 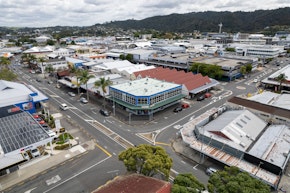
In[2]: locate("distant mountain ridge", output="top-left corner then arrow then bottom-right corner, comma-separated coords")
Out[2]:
99,7 -> 290,33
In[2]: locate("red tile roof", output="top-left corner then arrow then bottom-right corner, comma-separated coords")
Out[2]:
93,174 -> 171,193
134,67 -> 211,91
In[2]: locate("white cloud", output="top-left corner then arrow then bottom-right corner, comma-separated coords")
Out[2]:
0,0 -> 288,27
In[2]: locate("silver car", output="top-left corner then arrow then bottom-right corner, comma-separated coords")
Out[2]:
80,97 -> 88,104
68,92 -> 76,97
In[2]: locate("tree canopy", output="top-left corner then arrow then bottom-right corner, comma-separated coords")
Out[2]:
0,68 -> 17,81
207,166 -> 270,193
172,173 -> 205,193
189,63 -> 224,80
78,70 -> 95,100
275,73 -> 288,92
118,144 -> 173,180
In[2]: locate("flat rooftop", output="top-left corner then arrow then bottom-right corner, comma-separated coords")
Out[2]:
110,78 -> 181,96
199,57 -> 245,68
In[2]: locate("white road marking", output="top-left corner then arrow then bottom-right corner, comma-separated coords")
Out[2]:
24,187 -> 37,193
43,157 -> 111,193
193,164 -> 199,170
46,175 -> 61,186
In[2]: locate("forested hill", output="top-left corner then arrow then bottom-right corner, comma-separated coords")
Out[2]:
99,7 -> 290,33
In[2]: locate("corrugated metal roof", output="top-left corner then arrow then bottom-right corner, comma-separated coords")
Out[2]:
228,96 -> 290,119
180,108 -> 280,188
248,124 -> 290,168
203,110 -> 267,151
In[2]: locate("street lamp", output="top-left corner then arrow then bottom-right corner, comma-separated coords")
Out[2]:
197,65 -> 201,74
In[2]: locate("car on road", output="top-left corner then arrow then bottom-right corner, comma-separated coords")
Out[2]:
253,78 -> 258,83
68,92 -> 76,97
197,95 -> 205,101
80,97 -> 88,104
31,148 -> 40,158
99,109 -> 110,116
206,167 -> 218,175
36,78 -> 42,82
181,103 -> 190,109
47,80 -> 53,84
59,103 -> 68,110
173,106 -> 183,112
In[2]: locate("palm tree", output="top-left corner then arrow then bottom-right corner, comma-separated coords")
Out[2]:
94,77 -> 113,107
75,68 -> 82,96
275,73 -> 288,92
38,57 -> 47,78
28,54 -> 37,69
78,70 -> 94,101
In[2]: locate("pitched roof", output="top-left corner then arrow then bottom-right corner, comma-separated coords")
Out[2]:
228,96 -> 290,119
93,174 -> 171,193
134,66 -> 212,91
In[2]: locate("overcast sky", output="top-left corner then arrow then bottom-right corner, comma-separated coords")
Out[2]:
0,0 -> 288,27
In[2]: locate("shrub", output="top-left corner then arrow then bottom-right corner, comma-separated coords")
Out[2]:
54,144 -> 70,150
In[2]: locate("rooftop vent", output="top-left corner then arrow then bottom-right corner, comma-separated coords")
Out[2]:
239,142 -> 246,148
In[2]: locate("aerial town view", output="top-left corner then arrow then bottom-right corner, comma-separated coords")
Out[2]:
0,1 -> 290,193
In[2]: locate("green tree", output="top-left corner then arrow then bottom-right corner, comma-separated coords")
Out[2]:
240,66 -> 247,77
275,73 -> 288,92
23,54 -> 37,69
245,63 -> 252,74
0,68 -> 17,81
119,54 -> 125,60
125,53 -> 134,62
225,48 -> 235,52
94,77 -> 113,107
46,39 -> 55,46
0,57 -> 11,69
207,166 -> 270,193
190,63 -> 223,79
118,144 -> 173,180
172,173 -> 205,193
78,70 -> 94,101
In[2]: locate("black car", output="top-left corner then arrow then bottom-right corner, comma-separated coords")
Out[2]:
197,95 -> 205,101
99,109 -> 110,116
173,106 -> 183,113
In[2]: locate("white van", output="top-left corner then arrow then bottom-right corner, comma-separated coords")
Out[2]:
206,167 -> 218,175
59,103 -> 68,110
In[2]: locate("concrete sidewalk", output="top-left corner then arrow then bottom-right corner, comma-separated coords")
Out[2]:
0,140 -> 95,192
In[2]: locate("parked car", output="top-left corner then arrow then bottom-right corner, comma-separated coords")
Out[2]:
59,103 -> 68,110
22,152 -> 30,160
31,148 -> 40,158
197,95 -> 205,101
173,106 -> 183,112
181,103 -> 190,109
206,167 -> 218,175
47,80 -> 53,84
99,109 -> 110,116
204,93 -> 212,98
80,97 -> 88,104
36,78 -> 42,82
68,92 -> 76,97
